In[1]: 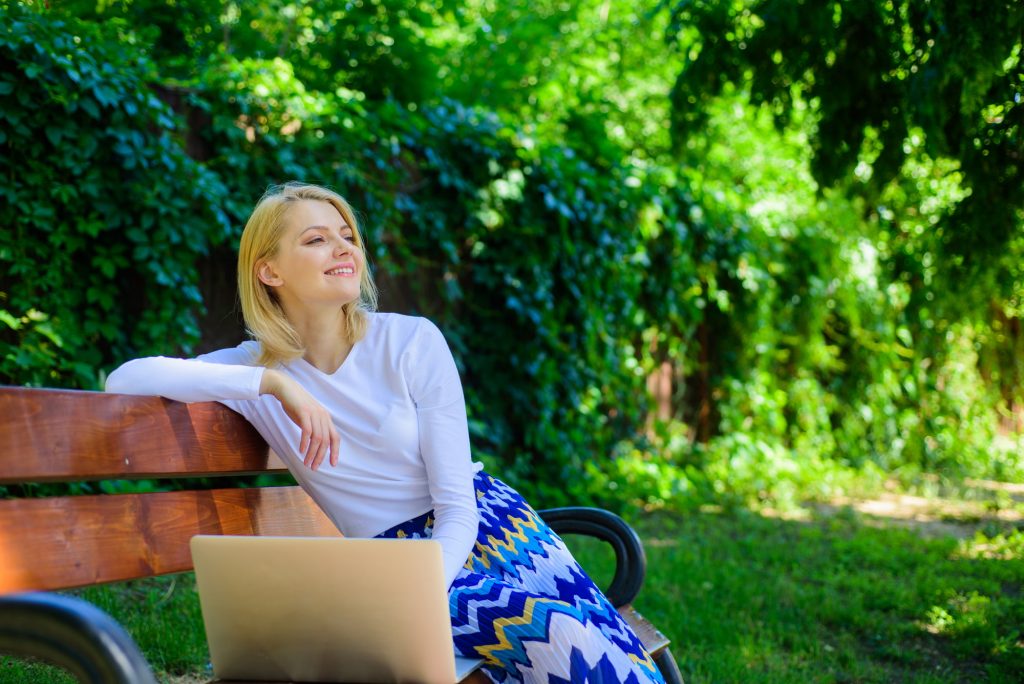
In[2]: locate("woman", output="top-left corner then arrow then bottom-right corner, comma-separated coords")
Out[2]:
106,182 -> 665,684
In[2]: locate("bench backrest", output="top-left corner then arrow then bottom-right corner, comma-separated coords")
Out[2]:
0,387 -> 339,593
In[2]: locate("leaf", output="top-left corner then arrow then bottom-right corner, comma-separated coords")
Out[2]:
93,85 -> 114,107
0,310 -> 22,331
80,97 -> 99,119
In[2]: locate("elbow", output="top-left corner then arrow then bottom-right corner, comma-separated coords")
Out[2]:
104,359 -> 145,395
104,366 -> 127,394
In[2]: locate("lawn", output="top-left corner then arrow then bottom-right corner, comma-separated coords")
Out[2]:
3,488 -> 1022,683
633,505 -> 1023,683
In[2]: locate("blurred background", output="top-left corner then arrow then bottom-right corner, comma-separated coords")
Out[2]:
2,1 -> 1024,681
3,0 -> 1021,509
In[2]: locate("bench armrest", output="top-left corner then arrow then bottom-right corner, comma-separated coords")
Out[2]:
0,592 -> 157,684
536,506 -> 646,608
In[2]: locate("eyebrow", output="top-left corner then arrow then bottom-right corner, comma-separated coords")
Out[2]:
299,223 -> 352,236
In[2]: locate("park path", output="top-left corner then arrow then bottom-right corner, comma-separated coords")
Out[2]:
762,478 -> 1024,539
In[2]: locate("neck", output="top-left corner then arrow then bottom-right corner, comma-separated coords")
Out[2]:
281,302 -> 353,373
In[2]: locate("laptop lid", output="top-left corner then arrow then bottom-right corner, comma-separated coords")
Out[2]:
190,535 -> 479,684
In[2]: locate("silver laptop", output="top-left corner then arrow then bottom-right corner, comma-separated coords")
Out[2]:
190,535 -> 483,683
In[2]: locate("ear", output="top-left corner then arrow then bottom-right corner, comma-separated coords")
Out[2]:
257,260 -> 284,287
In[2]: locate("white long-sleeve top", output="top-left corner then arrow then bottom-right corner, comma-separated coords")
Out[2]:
105,312 -> 482,588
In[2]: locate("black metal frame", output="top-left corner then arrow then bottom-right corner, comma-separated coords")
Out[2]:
0,592 -> 157,684
537,506 -> 647,608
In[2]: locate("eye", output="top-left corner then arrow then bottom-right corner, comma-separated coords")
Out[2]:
305,236 -> 326,245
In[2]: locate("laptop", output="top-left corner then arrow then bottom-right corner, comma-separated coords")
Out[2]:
190,535 -> 484,683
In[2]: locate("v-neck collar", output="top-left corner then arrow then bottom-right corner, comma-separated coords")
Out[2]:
292,314 -> 374,377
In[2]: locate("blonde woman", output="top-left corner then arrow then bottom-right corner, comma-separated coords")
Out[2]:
106,182 -> 665,684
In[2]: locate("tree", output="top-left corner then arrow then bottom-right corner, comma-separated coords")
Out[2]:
54,0 -> 449,102
665,0 -> 1023,276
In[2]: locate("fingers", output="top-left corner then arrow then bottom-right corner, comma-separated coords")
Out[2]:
299,417 -> 311,456
305,432 -> 324,470
303,416 -> 325,469
330,425 -> 340,467
302,414 -> 337,471
277,377 -> 337,470
310,417 -> 329,471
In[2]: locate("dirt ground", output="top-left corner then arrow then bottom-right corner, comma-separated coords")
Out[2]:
764,477 -> 1024,539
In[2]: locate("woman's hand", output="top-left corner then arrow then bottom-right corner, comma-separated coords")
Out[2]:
260,369 -> 340,470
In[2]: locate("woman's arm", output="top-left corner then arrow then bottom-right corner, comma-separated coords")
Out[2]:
105,352 -> 264,404
405,320 -> 480,589
106,350 -> 339,470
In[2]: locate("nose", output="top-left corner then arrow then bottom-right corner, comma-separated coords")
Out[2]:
333,238 -> 352,256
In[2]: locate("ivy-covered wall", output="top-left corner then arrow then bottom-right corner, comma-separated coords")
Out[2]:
1,5 -> 675,505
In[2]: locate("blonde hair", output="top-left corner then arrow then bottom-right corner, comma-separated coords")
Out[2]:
238,182 -> 378,367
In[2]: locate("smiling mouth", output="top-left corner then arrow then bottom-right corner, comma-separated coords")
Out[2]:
324,267 -> 356,276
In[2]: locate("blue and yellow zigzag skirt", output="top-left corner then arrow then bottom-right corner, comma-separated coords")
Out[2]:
375,471 -> 666,684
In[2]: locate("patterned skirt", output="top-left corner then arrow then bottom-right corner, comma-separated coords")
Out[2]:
374,471 -> 666,684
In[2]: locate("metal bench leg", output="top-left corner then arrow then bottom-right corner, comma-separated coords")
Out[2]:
0,592 -> 157,684
654,645 -> 685,684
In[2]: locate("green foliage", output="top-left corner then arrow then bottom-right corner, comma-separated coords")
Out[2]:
0,3 -> 661,504
665,0 -> 1024,288
59,0 -> 450,102
439,0 -> 683,159
0,2 -> 230,387
2,0 -> 1022,511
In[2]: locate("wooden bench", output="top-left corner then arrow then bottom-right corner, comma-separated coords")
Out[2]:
0,386 -> 683,684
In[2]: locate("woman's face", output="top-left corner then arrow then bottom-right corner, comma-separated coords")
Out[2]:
258,199 -> 365,311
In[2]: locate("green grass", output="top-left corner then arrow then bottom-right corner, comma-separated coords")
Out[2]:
622,508 -> 1024,683
2,504 -> 1021,683
0,576 -> 209,684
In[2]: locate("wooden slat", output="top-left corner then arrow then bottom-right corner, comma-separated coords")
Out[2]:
0,387 -> 287,483
620,605 -> 671,656
0,485 -> 340,593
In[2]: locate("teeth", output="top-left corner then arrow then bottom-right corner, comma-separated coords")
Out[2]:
326,267 -> 355,276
